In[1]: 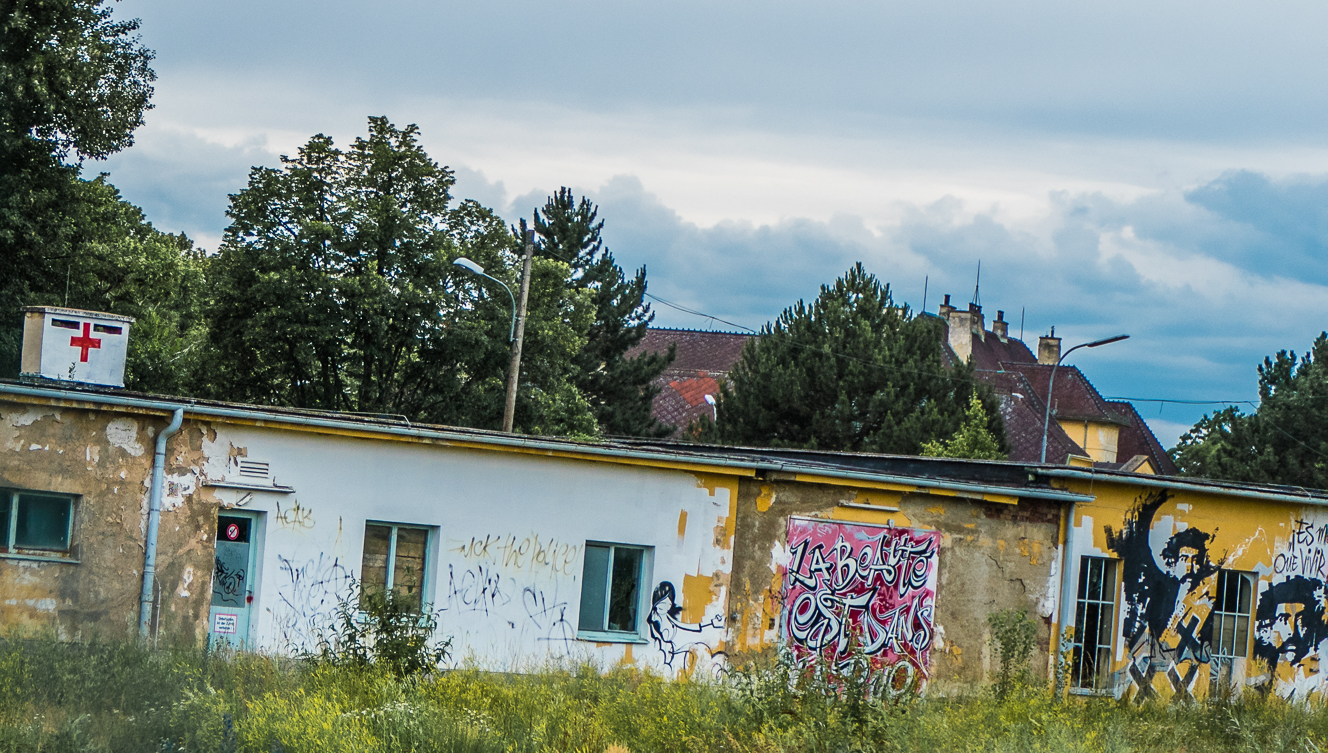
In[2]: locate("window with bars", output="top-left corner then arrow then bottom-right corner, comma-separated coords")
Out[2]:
578,543 -> 650,639
1071,556 -> 1117,692
361,523 -> 431,612
0,489 -> 74,554
1211,570 -> 1254,659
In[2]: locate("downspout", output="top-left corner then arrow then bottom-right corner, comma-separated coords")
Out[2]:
139,408 -> 184,641
1053,500 -> 1077,697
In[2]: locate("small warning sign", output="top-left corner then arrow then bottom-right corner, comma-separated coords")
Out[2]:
213,613 -> 238,634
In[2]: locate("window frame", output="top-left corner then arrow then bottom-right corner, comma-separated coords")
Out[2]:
1069,555 -> 1119,695
359,521 -> 434,612
576,541 -> 653,644
1209,569 -> 1255,693
0,488 -> 77,563
1210,569 -> 1255,659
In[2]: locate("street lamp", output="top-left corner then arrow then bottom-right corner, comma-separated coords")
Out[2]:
1039,334 -> 1130,463
452,257 -> 516,343
453,232 -> 535,433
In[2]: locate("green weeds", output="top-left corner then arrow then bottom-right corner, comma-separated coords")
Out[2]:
1,633 -> 1327,752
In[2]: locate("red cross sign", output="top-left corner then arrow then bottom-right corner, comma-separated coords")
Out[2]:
69,322 -> 101,362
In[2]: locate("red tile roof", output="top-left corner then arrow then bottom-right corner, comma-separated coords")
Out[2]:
626,328 -> 752,435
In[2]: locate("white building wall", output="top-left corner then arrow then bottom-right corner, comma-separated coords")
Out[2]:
200,424 -> 734,674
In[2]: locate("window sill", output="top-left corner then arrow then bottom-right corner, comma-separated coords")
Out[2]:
0,552 -> 79,564
576,630 -> 648,644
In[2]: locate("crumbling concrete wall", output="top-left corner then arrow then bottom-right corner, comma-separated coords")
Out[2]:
725,477 -> 1062,693
0,399 -> 219,645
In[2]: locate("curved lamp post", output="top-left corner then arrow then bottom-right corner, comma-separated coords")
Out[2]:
453,233 -> 534,433
1039,334 -> 1130,463
453,257 -> 516,343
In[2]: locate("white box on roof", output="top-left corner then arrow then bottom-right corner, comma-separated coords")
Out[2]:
21,307 -> 134,388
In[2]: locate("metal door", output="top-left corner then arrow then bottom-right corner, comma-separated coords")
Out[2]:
209,512 -> 259,648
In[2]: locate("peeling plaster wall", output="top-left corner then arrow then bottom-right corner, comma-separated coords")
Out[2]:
204,424 -> 736,675
1063,480 -> 1328,703
0,400 -> 218,643
726,478 -> 1061,693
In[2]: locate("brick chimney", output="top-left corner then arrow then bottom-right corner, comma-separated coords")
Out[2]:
1038,327 -> 1061,365
940,297 -> 988,363
938,294 -> 954,318
992,310 -> 1008,342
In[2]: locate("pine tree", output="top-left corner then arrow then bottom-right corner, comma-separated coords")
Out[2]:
698,263 -> 1005,454
1172,333 -> 1328,488
531,189 -> 674,437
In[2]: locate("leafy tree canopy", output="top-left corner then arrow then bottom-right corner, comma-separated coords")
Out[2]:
1172,333 -> 1328,488
1,0 -> 166,380
1,0 -> 155,160
204,118 -> 597,437
531,189 -> 674,437
696,263 -> 1005,454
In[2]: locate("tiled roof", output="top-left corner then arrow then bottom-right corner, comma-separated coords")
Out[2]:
999,362 -> 1127,425
968,332 -> 1039,372
626,328 -> 752,435
979,370 -> 1084,464
626,328 -> 752,375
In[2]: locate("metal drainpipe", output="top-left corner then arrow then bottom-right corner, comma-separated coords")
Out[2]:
139,408 -> 184,641
1054,500 -> 1077,697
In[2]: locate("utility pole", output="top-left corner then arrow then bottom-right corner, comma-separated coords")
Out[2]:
502,230 -> 535,433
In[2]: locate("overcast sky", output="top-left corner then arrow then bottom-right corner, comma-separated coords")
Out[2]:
96,0 -> 1328,447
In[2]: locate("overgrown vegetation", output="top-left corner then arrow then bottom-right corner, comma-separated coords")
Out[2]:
2,632 -> 1327,752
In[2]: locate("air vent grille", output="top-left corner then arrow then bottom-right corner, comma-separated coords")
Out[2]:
237,460 -> 270,479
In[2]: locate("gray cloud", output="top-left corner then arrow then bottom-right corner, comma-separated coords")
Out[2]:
117,0 -> 1328,144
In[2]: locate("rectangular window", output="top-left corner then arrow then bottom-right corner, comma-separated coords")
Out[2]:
360,523 -> 430,612
0,490 -> 74,553
578,543 -> 649,637
1211,570 -> 1254,658
1071,556 -> 1117,692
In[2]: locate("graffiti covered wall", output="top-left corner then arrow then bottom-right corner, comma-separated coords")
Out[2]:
1069,483 -> 1328,702
781,518 -> 941,688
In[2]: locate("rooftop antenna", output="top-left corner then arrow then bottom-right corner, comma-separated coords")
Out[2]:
1019,307 -> 1025,341
921,275 -> 928,314
971,260 -> 981,307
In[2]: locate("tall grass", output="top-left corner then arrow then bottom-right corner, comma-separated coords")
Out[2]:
1,633 -> 1326,752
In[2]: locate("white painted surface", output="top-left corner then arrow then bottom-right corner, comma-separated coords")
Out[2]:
23,308 -> 133,388
199,425 -> 733,673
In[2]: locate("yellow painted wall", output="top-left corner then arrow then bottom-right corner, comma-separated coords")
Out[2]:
1058,420 -> 1120,463
1059,477 -> 1328,702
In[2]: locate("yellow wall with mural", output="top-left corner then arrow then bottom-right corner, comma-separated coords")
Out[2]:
1059,477 -> 1328,702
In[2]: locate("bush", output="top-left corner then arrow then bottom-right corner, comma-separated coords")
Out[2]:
308,579 -> 451,678
988,607 -> 1037,699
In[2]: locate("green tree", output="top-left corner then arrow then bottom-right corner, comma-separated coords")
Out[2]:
205,118 -> 596,436
532,189 -> 673,436
1,0 -> 161,377
921,392 -> 1007,460
1172,334 -> 1328,488
697,263 -> 1005,454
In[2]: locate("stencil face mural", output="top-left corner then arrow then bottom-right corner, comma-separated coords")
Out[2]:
1104,491 -> 1328,701
780,517 -> 941,688
1104,491 -> 1216,674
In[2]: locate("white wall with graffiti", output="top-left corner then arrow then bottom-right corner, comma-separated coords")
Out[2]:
197,425 -> 733,673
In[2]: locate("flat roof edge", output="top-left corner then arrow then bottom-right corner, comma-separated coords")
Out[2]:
0,382 -> 1082,503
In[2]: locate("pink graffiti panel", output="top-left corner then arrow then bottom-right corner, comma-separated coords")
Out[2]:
782,517 -> 941,676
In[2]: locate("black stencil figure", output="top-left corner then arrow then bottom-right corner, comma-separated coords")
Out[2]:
1252,576 -> 1328,698
1106,490 -> 1220,664
646,581 -> 724,670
